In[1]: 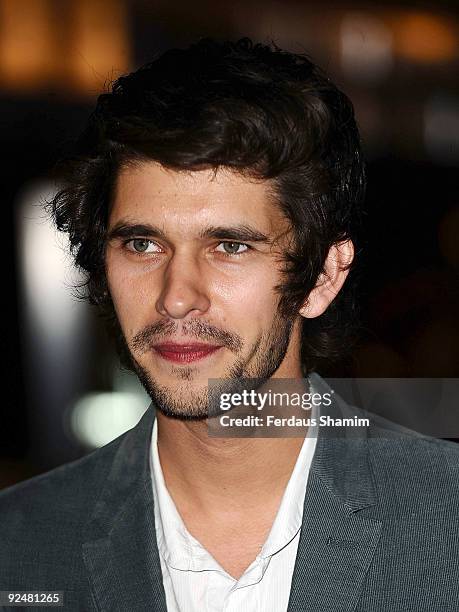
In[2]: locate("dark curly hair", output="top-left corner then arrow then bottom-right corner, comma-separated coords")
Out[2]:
48,37 -> 366,374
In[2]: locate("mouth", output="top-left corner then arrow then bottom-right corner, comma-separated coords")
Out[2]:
152,342 -> 223,364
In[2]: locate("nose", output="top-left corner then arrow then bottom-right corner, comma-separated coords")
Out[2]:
155,252 -> 211,319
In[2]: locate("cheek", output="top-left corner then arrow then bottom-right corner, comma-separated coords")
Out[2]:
215,270 -> 280,325
106,259 -> 156,332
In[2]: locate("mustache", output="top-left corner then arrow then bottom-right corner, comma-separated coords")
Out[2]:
131,319 -> 243,354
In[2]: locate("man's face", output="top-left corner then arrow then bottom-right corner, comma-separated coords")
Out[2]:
105,162 -> 304,419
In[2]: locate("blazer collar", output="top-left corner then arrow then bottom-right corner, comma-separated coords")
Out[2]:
82,404 -> 168,612
287,373 -> 383,612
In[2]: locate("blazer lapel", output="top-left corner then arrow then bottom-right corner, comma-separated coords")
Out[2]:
287,373 -> 383,612
82,406 -> 168,612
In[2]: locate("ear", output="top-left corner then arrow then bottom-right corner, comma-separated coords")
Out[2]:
299,240 -> 354,319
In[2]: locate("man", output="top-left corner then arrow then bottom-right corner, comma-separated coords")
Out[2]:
1,38 -> 458,611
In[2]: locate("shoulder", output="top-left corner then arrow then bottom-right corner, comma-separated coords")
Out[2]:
357,423 -> 459,605
365,418 -> 459,514
367,412 -> 459,469
0,434 -> 122,521
0,406 -> 155,592
0,434 -> 124,583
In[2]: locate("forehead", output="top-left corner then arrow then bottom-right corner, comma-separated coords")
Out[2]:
110,161 -> 287,233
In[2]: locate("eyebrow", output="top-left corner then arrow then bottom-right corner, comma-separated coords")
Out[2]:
106,222 -> 271,244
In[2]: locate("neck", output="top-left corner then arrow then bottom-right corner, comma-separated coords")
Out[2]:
159,416 -> 305,514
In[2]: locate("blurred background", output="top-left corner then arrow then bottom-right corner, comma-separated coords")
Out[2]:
1,0 -> 458,488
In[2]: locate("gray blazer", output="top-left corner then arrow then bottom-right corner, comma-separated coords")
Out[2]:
1,373 -> 458,611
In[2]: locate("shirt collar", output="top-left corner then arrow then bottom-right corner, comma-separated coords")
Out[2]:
150,420 -> 201,570
258,412 -> 318,558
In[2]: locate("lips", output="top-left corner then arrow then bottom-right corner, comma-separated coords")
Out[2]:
153,342 -> 222,364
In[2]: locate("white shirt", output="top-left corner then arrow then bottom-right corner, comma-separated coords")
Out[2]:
150,405 -> 318,612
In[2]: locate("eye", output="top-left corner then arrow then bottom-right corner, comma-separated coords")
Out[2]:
215,242 -> 249,256
125,239 -> 161,254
